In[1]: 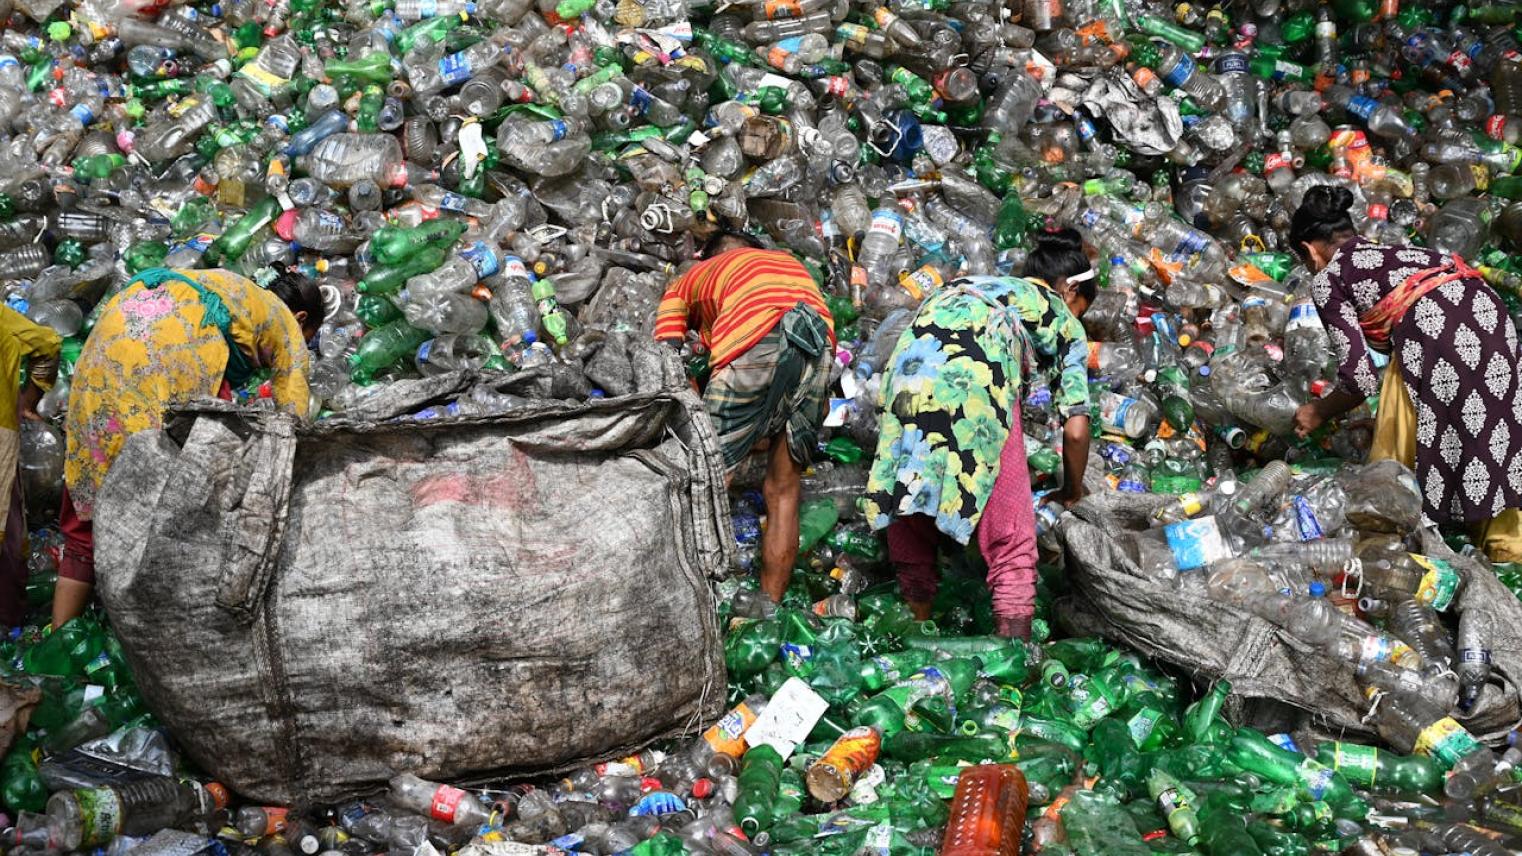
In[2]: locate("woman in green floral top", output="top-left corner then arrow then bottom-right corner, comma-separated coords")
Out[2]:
862,229 -> 1095,640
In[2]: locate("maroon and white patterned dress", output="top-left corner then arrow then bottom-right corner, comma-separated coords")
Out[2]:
1311,237 -> 1522,525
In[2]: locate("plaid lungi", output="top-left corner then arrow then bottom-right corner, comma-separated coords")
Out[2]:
704,303 -> 832,472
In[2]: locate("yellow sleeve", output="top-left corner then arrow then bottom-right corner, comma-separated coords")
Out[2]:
0,305 -> 61,359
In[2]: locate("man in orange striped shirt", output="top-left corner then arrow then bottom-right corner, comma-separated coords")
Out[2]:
655,234 -> 836,601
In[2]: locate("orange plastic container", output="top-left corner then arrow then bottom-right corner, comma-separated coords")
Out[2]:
940,764 -> 1030,856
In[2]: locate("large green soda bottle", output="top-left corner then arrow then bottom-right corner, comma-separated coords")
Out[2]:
883,732 -> 1007,763
22,617 -> 105,678
733,744 -> 784,835
348,319 -> 430,383
204,196 -> 280,265
858,649 -> 933,692
1183,680 -> 1232,744
357,245 -> 449,295
1227,730 -> 1358,809
370,220 -> 467,266
1314,741 -> 1442,795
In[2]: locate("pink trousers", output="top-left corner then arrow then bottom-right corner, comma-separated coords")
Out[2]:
885,403 -> 1039,621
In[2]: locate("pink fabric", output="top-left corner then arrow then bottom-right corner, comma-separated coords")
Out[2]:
886,400 -> 1040,620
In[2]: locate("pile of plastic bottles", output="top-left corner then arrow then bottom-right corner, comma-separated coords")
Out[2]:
9,0 -> 1522,841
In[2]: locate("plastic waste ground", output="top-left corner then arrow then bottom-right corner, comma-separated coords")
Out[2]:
7,0 -> 1522,845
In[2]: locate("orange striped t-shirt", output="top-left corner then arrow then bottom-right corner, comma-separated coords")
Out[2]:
654,248 -> 836,371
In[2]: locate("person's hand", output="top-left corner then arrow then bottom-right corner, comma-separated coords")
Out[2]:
1294,402 -> 1325,438
18,383 -> 43,423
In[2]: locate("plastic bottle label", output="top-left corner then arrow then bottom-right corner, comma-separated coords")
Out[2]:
1264,150 -> 1295,174
429,784 -> 468,823
459,242 -> 500,279
1329,742 -> 1379,786
1295,759 -> 1334,800
868,209 -> 903,240
702,702 -> 757,756
546,119 -> 569,141
75,787 -> 124,847
437,51 -> 473,86
1214,53 -> 1249,75
1461,647 -> 1492,665
1488,115 -> 1509,141
780,642 -> 814,672
1414,717 -> 1483,768
1099,392 -> 1137,434
1410,554 -> 1461,611
1126,707 -> 1163,746
416,0 -> 438,15
1164,517 -> 1228,571
239,63 -> 289,93
1292,495 -> 1324,541
1161,53 -> 1197,88
500,255 -> 530,281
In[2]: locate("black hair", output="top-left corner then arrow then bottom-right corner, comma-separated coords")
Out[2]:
267,271 -> 324,329
700,229 -> 763,259
1289,185 -> 1356,259
1024,227 -> 1095,303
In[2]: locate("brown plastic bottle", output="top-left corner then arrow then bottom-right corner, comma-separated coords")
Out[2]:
940,764 -> 1029,856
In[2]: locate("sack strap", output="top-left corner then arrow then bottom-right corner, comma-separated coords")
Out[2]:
130,268 -> 257,387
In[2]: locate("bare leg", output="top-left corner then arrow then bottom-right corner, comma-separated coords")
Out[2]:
52,578 -> 92,629
759,436 -> 803,603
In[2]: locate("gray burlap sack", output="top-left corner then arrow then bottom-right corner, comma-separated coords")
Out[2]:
1055,490 -> 1522,745
92,361 -> 731,806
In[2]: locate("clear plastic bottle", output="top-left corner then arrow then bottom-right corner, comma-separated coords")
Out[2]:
388,774 -> 491,827
856,205 -> 905,290
1389,599 -> 1456,674
1456,610 -> 1493,713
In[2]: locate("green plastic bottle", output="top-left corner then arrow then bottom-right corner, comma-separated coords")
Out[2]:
371,220 -> 467,266
204,196 -> 280,265
1061,789 -> 1154,856
1227,729 -> 1357,808
858,649 -> 934,692
357,245 -> 449,295
1313,741 -> 1443,795
733,744 -> 784,835
724,618 -> 782,679
0,739 -> 44,813
348,320 -> 430,384
796,498 -> 840,554
1148,768 -> 1202,847
882,732 -> 1007,763
1132,14 -> 1206,51
1183,680 -> 1232,743
323,50 -> 393,84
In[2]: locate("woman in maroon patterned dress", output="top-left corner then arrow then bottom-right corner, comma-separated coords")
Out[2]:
1290,185 -> 1522,561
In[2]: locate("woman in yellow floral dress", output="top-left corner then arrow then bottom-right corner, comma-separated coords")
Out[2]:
54,268 -> 322,627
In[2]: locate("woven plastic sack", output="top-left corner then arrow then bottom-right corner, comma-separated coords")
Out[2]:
92,355 -> 731,806
1054,489 -> 1522,745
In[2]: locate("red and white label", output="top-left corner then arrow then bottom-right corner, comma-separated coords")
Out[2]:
1264,151 -> 1294,174
430,785 -> 467,823
1488,114 -> 1509,141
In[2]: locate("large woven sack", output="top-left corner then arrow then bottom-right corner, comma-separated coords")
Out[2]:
1055,490 -> 1522,745
93,364 -> 731,806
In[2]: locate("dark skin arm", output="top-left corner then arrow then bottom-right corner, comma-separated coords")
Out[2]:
1054,414 -> 1091,506
1293,387 -> 1363,438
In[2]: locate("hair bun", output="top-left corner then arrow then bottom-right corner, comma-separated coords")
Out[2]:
1033,226 -> 1084,254
1301,185 -> 1354,221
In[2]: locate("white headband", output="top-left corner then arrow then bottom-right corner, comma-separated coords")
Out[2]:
1066,268 -> 1096,284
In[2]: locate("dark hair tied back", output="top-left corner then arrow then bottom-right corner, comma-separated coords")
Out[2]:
267,271 -> 324,328
1023,226 -> 1095,303
1289,185 -> 1356,257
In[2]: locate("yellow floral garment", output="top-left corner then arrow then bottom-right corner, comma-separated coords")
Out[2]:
0,307 -> 61,524
64,269 -> 311,520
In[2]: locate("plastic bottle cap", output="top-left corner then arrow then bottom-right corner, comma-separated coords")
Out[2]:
522,330 -> 536,344
690,778 -> 714,799
1309,581 -> 1326,598
47,21 -> 71,40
